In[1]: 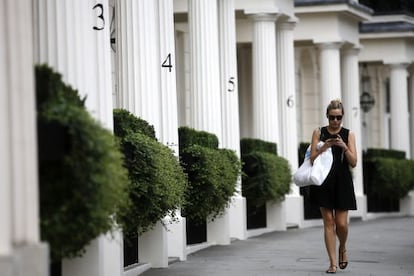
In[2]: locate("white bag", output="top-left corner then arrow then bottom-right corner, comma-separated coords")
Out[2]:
293,145 -> 313,187
293,142 -> 333,187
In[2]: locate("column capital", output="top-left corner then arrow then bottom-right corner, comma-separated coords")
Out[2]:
278,19 -> 297,31
248,12 -> 279,22
317,42 -> 343,51
342,46 -> 361,56
388,62 -> 409,70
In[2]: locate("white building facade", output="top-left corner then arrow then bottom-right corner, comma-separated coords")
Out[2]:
1,0 -> 414,275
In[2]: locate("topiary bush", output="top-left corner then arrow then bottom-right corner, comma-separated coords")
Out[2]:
180,145 -> 240,224
36,64 -> 129,261
178,127 -> 240,224
113,109 -> 156,139
240,138 -> 277,156
241,138 -> 291,207
178,126 -> 219,152
113,109 -> 187,236
242,151 -> 291,207
365,157 -> 414,200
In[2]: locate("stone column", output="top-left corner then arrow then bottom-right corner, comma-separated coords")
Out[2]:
318,43 -> 342,123
158,0 -> 187,262
218,0 -> 247,241
116,0 -> 162,135
251,13 -> 280,144
188,0 -> 222,140
277,19 -> 303,227
341,47 -> 366,219
116,0 -> 170,268
0,0 -> 48,275
410,68 -> 414,158
34,1 -> 122,276
250,13 -> 286,231
389,63 -> 410,158
401,67 -> 414,215
188,0 -> 229,245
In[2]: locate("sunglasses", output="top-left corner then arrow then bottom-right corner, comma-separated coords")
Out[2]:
328,115 -> 343,121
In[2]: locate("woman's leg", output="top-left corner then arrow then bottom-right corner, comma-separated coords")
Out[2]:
320,207 -> 337,271
335,209 -> 349,268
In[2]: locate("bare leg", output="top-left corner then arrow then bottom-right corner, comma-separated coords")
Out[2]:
320,207 -> 337,272
335,209 -> 349,269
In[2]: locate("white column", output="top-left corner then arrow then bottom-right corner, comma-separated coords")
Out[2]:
250,13 -> 286,231
318,43 -> 342,123
277,20 -> 298,178
2,0 -> 41,250
0,0 -> 12,256
5,0 -> 40,248
277,19 -> 303,227
341,48 -> 366,219
35,0 -> 114,128
34,1 -> 122,276
251,13 -> 280,144
218,0 -> 247,241
1,0 -> 48,275
159,0 -> 179,150
188,0 -> 222,141
400,65 -> 414,215
116,0 -> 162,135
158,0 -> 187,262
188,0 -> 228,245
389,63 -> 411,158
410,69 -> 414,158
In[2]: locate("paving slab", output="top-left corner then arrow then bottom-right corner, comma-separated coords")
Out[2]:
142,216 -> 414,276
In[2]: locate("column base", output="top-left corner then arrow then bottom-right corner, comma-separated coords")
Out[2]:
285,194 -> 304,228
138,221 -> 168,268
228,195 -> 247,240
401,191 -> 414,216
349,194 -> 367,220
207,210 -> 231,245
1,243 -> 49,276
266,200 -> 287,231
63,232 -> 123,276
166,215 -> 187,261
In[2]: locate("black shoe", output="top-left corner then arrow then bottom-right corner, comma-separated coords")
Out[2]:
339,249 -> 348,270
326,265 -> 337,274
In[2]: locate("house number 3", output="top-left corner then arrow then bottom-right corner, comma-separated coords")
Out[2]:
93,3 -> 105,31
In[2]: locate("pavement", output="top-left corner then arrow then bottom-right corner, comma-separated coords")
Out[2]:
142,216 -> 414,276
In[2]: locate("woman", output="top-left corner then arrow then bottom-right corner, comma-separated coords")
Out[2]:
309,99 -> 357,274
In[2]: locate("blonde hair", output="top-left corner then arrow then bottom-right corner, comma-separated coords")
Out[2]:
326,99 -> 344,115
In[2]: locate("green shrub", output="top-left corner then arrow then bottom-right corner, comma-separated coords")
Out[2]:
36,65 -> 129,260
366,157 -> 414,199
240,138 -> 277,156
113,108 -> 156,139
242,152 -> 291,206
181,145 -> 240,223
178,126 -> 219,152
113,110 -> 187,235
364,148 -> 405,160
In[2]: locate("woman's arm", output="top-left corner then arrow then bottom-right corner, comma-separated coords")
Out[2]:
310,127 -> 337,164
341,131 -> 357,168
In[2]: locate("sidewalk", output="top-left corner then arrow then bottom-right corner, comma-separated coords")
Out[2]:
142,216 -> 414,276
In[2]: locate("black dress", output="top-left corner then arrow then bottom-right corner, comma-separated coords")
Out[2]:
309,126 -> 357,210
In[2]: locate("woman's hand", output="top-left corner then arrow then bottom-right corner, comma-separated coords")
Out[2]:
330,135 -> 348,151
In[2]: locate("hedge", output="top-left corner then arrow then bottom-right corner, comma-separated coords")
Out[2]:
241,138 -> 291,207
36,65 -> 129,260
179,127 -> 240,224
113,109 -> 187,235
